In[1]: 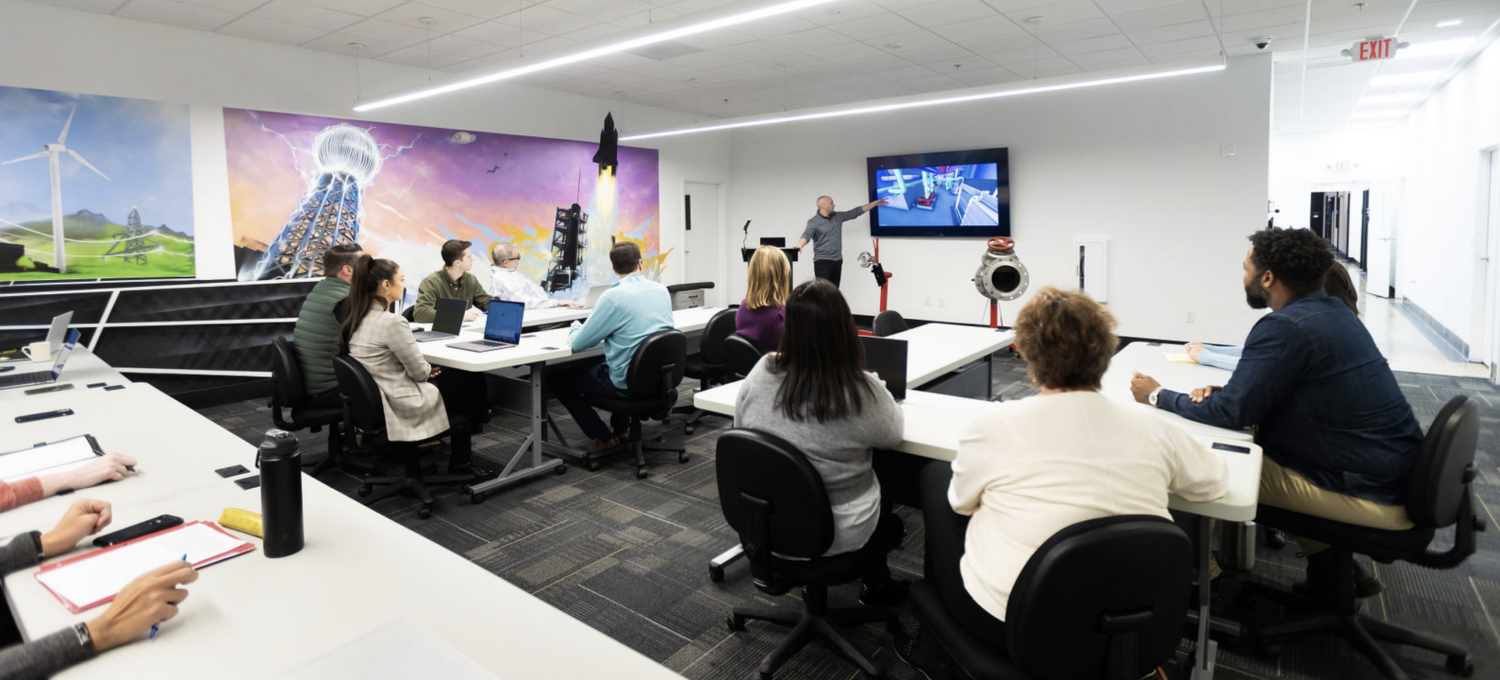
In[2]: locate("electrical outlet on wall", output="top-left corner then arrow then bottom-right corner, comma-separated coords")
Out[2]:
924,297 -> 932,307
1186,311 -> 1197,324
937,298 -> 945,308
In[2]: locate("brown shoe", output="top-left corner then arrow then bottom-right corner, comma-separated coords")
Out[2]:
586,436 -> 620,454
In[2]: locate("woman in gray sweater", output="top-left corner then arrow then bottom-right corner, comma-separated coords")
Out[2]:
0,499 -> 197,679
734,279 -> 907,604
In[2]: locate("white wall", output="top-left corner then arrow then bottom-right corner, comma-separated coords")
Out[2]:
1393,39 -> 1500,354
1268,128 -> 1400,234
725,55 -> 1273,344
0,0 -> 730,284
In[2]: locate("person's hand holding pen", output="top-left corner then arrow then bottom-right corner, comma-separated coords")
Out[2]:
87,558 -> 197,650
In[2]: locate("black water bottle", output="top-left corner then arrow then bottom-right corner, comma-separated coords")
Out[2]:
258,429 -> 304,558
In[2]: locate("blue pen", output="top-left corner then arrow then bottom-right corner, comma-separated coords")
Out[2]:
148,555 -> 188,641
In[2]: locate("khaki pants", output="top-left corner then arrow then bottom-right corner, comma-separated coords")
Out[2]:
1259,457 -> 1413,553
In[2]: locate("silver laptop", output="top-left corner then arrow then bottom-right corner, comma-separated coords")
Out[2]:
2,311 -> 72,362
578,284 -> 612,309
0,329 -> 77,390
448,300 -> 525,353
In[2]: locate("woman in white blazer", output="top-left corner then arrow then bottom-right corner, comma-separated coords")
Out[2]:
336,256 -> 484,476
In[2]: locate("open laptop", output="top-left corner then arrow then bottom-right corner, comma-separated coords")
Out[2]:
448,300 -> 525,352
578,284 -> 612,309
860,335 -> 908,402
412,298 -> 466,342
1,311 -> 73,361
0,329 -> 78,390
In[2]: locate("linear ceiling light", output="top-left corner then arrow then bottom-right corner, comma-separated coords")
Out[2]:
1436,19 -> 1463,28
621,62 -> 1225,141
353,0 -> 840,112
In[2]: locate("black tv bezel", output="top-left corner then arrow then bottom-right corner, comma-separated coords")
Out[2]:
866,147 -> 1010,238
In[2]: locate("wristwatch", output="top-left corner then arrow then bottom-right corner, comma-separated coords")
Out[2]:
1148,387 -> 1164,407
27,530 -> 44,561
72,622 -> 93,650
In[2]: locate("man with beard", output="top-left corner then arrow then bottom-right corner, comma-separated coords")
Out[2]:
1130,228 -> 1421,597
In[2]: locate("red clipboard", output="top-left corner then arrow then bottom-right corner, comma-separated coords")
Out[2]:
35,520 -> 254,613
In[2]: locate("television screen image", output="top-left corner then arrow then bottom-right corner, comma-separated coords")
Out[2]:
867,148 -> 1009,238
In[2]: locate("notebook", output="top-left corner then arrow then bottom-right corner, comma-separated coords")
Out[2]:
0,434 -> 106,483
36,521 -> 254,613
412,298 -> 467,342
447,300 -> 525,353
860,335 -> 908,402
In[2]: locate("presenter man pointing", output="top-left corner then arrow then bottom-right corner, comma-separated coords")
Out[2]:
797,195 -> 886,288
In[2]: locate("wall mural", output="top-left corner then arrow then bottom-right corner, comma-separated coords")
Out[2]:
224,108 -> 664,301
0,85 -> 195,281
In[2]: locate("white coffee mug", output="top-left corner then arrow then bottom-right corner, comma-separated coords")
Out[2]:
21,341 -> 51,363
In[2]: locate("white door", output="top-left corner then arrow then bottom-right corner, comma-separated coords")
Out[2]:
1479,149 -> 1499,376
683,182 -> 722,306
1365,187 -> 1395,298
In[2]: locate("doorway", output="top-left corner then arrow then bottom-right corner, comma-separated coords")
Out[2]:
1477,148 -> 1499,381
683,181 -> 723,306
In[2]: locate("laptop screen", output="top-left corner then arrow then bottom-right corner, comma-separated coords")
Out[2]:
52,329 -> 79,379
431,298 -> 467,336
46,311 -> 74,353
860,336 -> 908,401
483,301 -> 525,344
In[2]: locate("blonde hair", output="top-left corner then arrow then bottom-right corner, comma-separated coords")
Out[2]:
745,245 -> 791,310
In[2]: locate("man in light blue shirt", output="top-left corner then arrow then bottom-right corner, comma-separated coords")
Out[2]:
551,242 -> 674,452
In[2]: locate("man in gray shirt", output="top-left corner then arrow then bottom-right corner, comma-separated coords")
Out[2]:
797,195 -> 886,288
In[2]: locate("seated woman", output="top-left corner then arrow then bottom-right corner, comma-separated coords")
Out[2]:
735,245 -> 790,351
337,256 -> 488,477
910,287 -> 1228,664
1187,263 -> 1359,370
0,453 -> 136,512
0,499 -> 197,679
734,279 -> 907,603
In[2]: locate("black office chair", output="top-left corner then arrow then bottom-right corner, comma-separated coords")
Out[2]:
717,429 -> 900,679
268,338 -> 346,475
1242,396 -> 1482,679
873,310 -> 909,337
400,306 -> 415,322
725,333 -> 764,379
579,329 -> 689,479
676,307 -> 737,434
909,461 -> 1193,680
332,355 -> 473,519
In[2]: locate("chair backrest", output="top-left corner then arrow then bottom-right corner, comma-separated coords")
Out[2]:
725,333 -> 764,378
873,310 -> 908,337
332,355 -> 388,437
269,337 -> 306,410
1406,396 -> 1479,528
624,329 -> 687,400
1006,515 -> 1193,680
400,306 -> 415,322
716,429 -> 836,592
698,308 -> 738,365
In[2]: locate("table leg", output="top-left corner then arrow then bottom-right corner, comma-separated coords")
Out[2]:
466,361 -> 564,496
1191,515 -> 1217,680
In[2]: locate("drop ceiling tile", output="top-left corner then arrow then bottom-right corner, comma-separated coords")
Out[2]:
114,0 -> 238,31
983,44 -> 1061,65
1067,45 -> 1146,66
793,2 -> 890,26
948,65 -> 1021,85
609,8 -> 683,28
765,27 -> 855,51
806,40 -> 890,63
343,18 -> 430,44
452,21 -> 549,47
1222,0 -> 1304,16
712,40 -> 792,61
895,0 -> 999,28
900,44 -> 983,65
1108,2 -> 1204,32
1000,1 -> 1103,27
621,59 -> 699,80
377,44 -> 470,68
251,0 -> 362,31
426,33 -> 507,57
1126,19 -> 1215,44
492,4 -> 593,35
545,0 -> 652,23
191,0 -> 281,13
1136,35 -> 1221,58
27,0 -> 130,12
828,12 -> 921,39
376,1 -> 491,33
1050,32 -> 1133,56
1034,17 -> 1119,43
978,0 -> 1055,12
216,16 -> 327,44
930,14 -> 1024,42
901,72 -> 965,92
303,30 -> 402,56
671,28 -> 756,50
558,22 -> 629,44
297,0 -> 405,18
959,31 -> 1039,55
417,0 -> 532,20
870,29 -> 951,52
662,49 -> 742,71
1094,0 -> 1195,14
704,61 -> 781,81
736,13 -> 820,39
1031,56 -> 1083,77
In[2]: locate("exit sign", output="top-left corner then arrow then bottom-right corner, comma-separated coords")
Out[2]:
1353,37 -> 1396,61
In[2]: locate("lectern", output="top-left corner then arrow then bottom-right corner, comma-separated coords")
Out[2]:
742,237 -> 798,291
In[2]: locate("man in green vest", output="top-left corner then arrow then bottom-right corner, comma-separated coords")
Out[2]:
291,244 -> 363,406
413,240 -> 491,323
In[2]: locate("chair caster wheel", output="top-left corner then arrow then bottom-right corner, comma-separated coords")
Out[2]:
469,491 -> 486,504
555,464 -> 568,475
709,565 -> 725,583
586,459 -> 600,472
684,425 -> 694,435
727,613 -> 745,631
357,485 -> 372,497
679,452 -> 690,464
636,467 -> 649,480
1447,654 -> 1473,677
417,506 -> 433,519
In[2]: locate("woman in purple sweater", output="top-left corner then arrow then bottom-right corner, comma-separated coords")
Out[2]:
735,245 -> 790,350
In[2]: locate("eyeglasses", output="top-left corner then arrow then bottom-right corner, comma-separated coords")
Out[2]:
504,257 -> 521,262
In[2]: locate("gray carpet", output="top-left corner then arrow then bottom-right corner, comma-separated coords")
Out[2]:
197,352 -> 1500,680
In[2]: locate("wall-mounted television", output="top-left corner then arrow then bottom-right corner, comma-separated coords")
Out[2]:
866,147 -> 1010,237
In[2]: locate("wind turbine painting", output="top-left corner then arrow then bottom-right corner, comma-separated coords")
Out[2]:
0,85 -> 195,280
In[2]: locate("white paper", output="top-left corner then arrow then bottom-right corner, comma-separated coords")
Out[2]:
37,523 -> 247,608
0,436 -> 99,482
278,618 -> 501,680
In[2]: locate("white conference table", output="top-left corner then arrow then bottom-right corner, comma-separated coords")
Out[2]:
0,346 -> 131,404
1101,341 -> 1254,443
895,323 -> 1016,389
416,307 -> 726,499
696,338 -> 1262,680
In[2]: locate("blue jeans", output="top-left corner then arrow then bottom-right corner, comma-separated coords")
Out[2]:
549,359 -> 630,442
